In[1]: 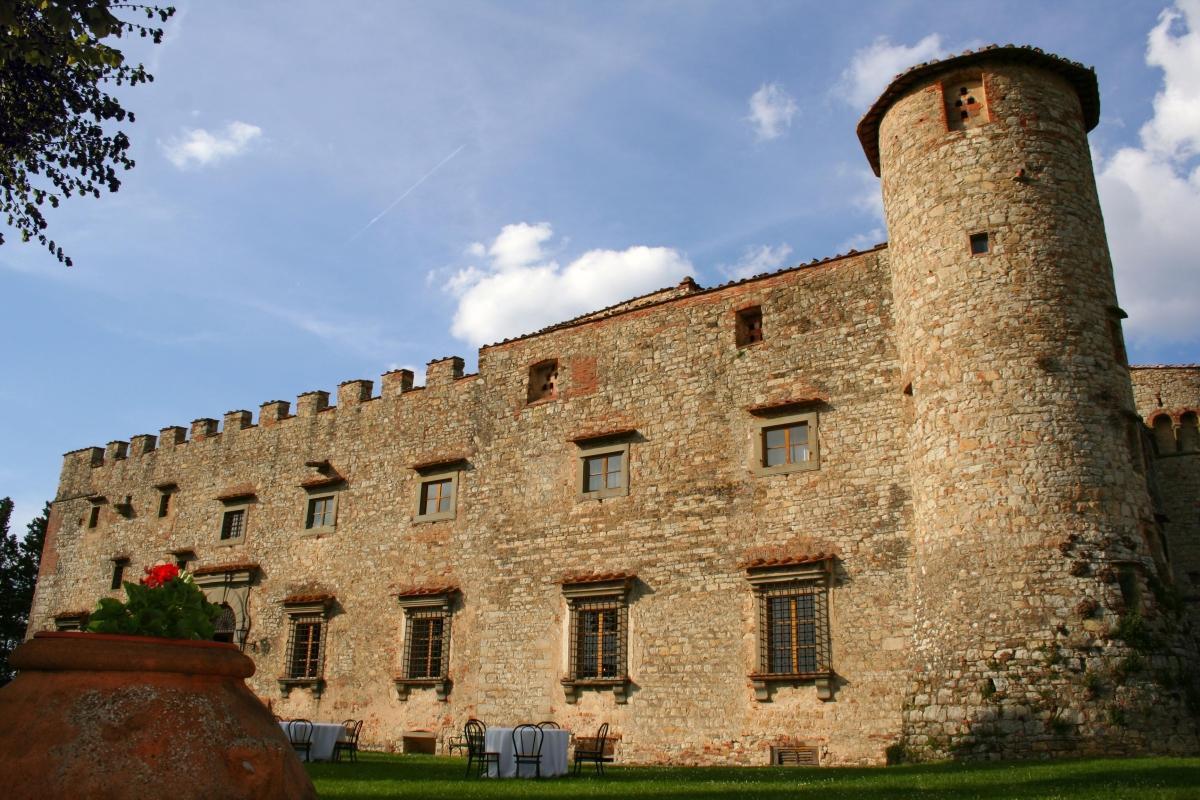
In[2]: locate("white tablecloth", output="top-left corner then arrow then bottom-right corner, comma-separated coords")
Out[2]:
280,721 -> 345,762
485,727 -> 570,778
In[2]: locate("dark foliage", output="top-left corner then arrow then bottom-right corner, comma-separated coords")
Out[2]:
0,498 -> 48,684
0,0 -> 174,265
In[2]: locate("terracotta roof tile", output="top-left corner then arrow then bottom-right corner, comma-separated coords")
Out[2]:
745,395 -> 829,414
561,571 -> 636,586
411,454 -> 470,471
568,427 -> 637,444
54,609 -> 91,620
191,562 -> 260,577
740,553 -> 833,570
216,483 -> 256,501
395,585 -> 459,599
283,593 -> 335,606
300,474 -> 346,489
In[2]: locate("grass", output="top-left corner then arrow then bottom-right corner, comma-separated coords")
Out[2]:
306,753 -> 1200,799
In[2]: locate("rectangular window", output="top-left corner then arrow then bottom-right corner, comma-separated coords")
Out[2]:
88,505 -> 101,529
574,601 -> 622,679
110,559 -> 128,590
220,508 -> 245,541
969,231 -> 990,255
420,480 -> 453,516
158,491 -> 172,518
752,410 -> 820,476
758,582 -> 830,676
528,359 -> 559,403
736,306 -> 764,347
413,465 -> 461,523
404,613 -> 446,679
577,440 -> 631,500
763,422 -> 810,467
305,495 -> 337,529
287,615 -> 324,680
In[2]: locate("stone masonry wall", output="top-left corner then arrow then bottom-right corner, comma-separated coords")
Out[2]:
29,248 -> 917,766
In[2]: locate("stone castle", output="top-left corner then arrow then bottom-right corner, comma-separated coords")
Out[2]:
27,46 -> 1200,765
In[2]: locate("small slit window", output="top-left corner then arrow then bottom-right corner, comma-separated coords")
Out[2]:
528,359 -> 559,403
157,490 -> 173,518
736,306 -> 764,347
87,504 -> 101,529
110,558 -> 128,590
969,232 -> 989,255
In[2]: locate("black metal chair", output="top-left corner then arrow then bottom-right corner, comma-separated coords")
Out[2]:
287,718 -> 314,763
464,719 -> 499,778
536,720 -> 560,729
512,723 -> 544,779
443,725 -> 469,756
573,722 -> 612,776
332,719 -> 363,763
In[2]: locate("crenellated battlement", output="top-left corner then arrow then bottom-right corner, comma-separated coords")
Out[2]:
63,363 -> 457,471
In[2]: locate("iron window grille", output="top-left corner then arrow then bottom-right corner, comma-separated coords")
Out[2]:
570,598 -> 626,679
757,582 -> 829,676
213,603 -> 237,643
285,614 -> 325,680
220,509 -> 245,541
403,609 -> 450,680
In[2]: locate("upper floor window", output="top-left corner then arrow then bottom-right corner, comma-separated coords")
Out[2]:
215,486 -> 255,546
528,359 -> 559,403
412,458 -> 465,523
220,508 -> 246,541
156,484 -> 177,518
577,440 -> 631,500
305,494 -> 337,531
752,410 -> 820,476
87,499 -> 103,529
736,306 -> 763,347
109,557 -> 129,590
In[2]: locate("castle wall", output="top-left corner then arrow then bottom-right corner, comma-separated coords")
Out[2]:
29,249 -> 919,766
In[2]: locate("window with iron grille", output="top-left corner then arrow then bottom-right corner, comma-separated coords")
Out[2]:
220,508 -> 245,541
572,599 -> 624,679
403,609 -> 449,679
286,614 -> 325,680
756,581 -> 830,676
751,410 -> 820,476
213,603 -> 237,644
305,495 -> 337,530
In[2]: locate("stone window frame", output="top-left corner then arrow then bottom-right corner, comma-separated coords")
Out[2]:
735,305 -> 764,347
278,595 -> 333,697
750,409 -> 821,477
303,492 -> 338,534
193,563 -> 258,650
577,440 -> 631,501
412,462 -> 462,523
561,575 -> 632,704
53,611 -> 90,631
747,557 -> 835,702
942,72 -> 989,131
217,503 -> 250,546
394,590 -> 456,701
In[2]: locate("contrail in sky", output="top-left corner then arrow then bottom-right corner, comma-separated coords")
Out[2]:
348,144 -> 465,242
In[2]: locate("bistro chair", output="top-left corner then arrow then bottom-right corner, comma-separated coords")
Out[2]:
332,719 -> 363,763
536,720 -> 560,729
573,722 -> 612,776
512,724 -> 544,779
443,724 -> 469,756
464,719 -> 499,778
287,718 -> 314,763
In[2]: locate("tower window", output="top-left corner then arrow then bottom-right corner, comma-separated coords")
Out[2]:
945,76 -> 988,131
110,558 -> 129,590
736,306 -> 764,347
969,232 -> 990,255
528,359 -> 559,403
87,505 -> 101,529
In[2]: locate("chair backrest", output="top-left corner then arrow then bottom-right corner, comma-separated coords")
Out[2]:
512,723 -> 543,756
595,722 -> 609,750
464,719 -> 486,754
342,719 -> 363,744
288,718 -> 313,744
537,720 -> 559,729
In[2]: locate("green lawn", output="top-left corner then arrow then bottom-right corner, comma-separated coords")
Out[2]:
305,753 -> 1200,799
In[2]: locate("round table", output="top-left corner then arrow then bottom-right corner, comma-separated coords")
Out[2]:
279,721 -> 345,762
484,727 -> 570,778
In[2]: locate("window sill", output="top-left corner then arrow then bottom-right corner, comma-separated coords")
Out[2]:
277,677 -> 324,697
749,671 -> 835,702
562,676 -> 629,704
412,511 -> 456,524
393,676 -> 451,701
751,460 -> 820,477
577,487 -> 629,502
214,537 -> 245,548
298,526 -> 336,539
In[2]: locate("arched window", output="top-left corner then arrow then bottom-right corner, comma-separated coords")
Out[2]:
213,603 -> 236,643
1152,414 -> 1177,456
1180,412 -> 1200,453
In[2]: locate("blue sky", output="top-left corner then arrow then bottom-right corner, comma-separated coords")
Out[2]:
3,1 -> 1199,533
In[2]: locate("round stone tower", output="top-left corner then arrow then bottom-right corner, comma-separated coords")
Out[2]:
858,46 -> 1199,758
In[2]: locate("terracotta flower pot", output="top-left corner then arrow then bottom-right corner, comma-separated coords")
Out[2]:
0,632 -> 316,800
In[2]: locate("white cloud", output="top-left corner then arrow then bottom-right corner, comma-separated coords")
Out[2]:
1098,1 -> 1200,349
747,83 -> 798,141
838,34 -> 945,109
162,121 -> 263,169
719,243 -> 793,281
444,223 -> 693,346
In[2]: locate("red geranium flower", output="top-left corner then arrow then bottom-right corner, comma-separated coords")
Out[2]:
141,563 -> 180,588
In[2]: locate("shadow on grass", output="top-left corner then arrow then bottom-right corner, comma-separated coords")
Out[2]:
306,754 -> 1200,800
